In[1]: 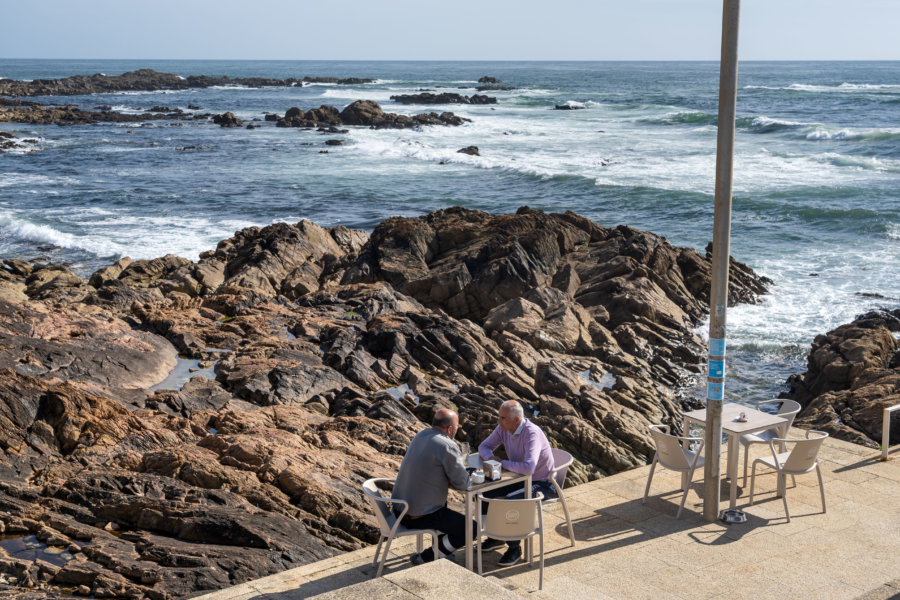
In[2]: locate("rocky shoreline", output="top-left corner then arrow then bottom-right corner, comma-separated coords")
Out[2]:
1,206 -> 894,599
0,207 -> 773,598
0,69 -> 376,98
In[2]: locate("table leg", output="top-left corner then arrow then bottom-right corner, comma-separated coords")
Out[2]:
465,490 -> 473,571
728,434 -> 738,509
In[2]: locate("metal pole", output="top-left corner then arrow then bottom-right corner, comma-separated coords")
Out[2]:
703,0 -> 741,522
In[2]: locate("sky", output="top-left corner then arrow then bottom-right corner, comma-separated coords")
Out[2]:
1,0 -> 898,61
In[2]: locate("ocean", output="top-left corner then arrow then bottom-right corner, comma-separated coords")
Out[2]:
1,59 -> 898,406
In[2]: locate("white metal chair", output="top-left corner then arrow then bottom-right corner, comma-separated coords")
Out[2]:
477,492 -> 545,590
548,448 -> 575,546
362,478 -> 439,577
748,430 -> 828,523
643,424 -> 705,518
740,399 -> 802,486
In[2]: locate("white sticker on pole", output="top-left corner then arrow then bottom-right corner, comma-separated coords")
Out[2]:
707,382 -> 724,400
710,338 -> 726,357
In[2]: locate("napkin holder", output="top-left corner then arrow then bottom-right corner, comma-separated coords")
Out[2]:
483,459 -> 502,481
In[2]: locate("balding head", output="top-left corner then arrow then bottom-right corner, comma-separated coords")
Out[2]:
432,407 -> 459,438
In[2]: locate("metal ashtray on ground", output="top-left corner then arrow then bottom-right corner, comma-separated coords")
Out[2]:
720,508 -> 748,524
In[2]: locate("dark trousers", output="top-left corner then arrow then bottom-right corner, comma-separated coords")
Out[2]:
399,506 -> 474,553
480,480 -> 558,550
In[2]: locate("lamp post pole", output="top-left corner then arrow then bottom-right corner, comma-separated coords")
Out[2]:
703,0 -> 741,523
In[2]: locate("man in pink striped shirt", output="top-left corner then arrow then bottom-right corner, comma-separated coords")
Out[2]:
477,399 -> 556,566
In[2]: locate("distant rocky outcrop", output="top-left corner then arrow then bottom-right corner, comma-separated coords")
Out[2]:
389,93 -> 497,105
276,100 -> 470,130
478,76 -> 501,84
301,76 -> 376,85
457,145 -> 480,156
0,208 -> 772,598
782,309 -> 900,448
0,98 -> 202,126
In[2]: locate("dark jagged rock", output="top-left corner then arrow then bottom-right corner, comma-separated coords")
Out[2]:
478,76 -> 501,84
301,76 -> 376,85
390,92 -> 497,105
782,308 -> 900,447
555,104 -> 586,110
457,145 -> 480,156
212,112 -> 243,127
0,208 -> 773,598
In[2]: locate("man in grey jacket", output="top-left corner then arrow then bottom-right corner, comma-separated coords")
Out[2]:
393,407 -> 471,564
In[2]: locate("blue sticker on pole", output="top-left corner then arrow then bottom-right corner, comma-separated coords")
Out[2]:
708,359 -> 724,378
710,338 -> 726,357
707,382 -> 724,400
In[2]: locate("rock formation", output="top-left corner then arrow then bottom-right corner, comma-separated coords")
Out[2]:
276,100 -> 470,130
0,208 -> 771,598
389,93 -> 497,105
782,309 -> 900,448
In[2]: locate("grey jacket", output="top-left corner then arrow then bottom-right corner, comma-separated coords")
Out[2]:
393,427 -> 469,516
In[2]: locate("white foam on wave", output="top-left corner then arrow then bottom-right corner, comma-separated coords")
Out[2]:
886,223 -> 900,241
784,82 -> 900,93
0,173 -> 80,188
750,116 -> 805,128
0,212 -> 124,257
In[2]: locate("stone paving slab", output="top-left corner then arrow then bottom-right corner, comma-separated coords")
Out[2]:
194,431 -> 900,600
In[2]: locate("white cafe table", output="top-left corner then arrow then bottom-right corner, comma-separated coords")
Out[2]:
682,402 -> 787,510
462,469 -> 531,572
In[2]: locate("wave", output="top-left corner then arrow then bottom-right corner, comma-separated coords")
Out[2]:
806,127 -> 900,143
0,212 -> 123,257
639,110 -> 717,126
821,153 -> 900,173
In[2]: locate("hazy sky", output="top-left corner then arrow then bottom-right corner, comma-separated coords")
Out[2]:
2,0 -> 897,61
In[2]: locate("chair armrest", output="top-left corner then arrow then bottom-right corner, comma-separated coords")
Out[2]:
755,400 -> 781,412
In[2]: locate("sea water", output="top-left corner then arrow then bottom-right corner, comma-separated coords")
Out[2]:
1,60 -> 898,405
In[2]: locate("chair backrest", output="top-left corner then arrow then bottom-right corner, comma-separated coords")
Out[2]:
780,431 -> 828,473
481,493 -> 544,538
757,399 -> 802,436
362,478 -> 398,535
649,425 -> 692,470
550,448 -> 573,488
776,399 -> 802,433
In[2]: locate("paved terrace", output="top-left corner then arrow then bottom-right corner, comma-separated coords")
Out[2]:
193,432 -> 900,600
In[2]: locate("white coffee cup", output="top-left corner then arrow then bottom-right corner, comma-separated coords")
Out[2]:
471,472 -> 485,484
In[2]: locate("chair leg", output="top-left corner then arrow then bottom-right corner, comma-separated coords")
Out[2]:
642,457 -> 658,504
559,493 -> 575,547
373,536 -> 384,567
377,537 -> 394,577
676,466 -> 695,519
538,531 -> 544,591
416,532 -> 423,553
816,464 -> 826,514
780,474 -> 791,522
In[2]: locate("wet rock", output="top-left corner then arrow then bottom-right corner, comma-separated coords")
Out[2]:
782,308 -> 900,447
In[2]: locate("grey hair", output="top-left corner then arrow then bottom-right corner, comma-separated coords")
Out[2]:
500,400 -> 524,420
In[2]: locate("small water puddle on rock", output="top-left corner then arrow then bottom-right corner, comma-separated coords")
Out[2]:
579,369 -> 616,392
384,383 -> 419,405
283,326 -> 297,340
150,356 -> 217,392
0,534 -> 82,567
